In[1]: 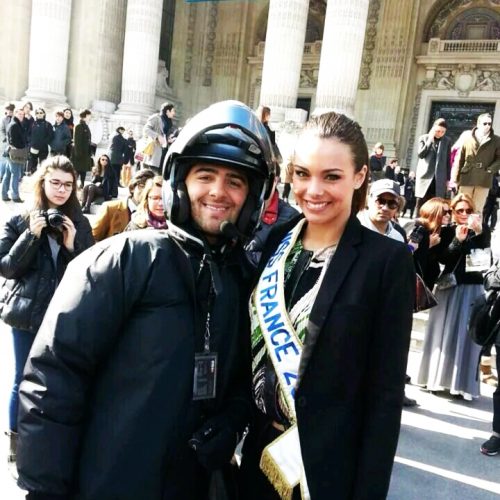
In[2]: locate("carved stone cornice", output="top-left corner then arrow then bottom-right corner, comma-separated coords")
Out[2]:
421,64 -> 500,96
358,0 -> 381,90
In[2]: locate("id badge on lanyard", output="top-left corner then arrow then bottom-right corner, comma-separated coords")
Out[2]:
193,311 -> 218,400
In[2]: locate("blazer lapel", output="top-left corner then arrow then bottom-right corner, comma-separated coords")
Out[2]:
296,216 -> 363,387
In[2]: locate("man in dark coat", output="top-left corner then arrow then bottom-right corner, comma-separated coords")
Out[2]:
50,111 -> 72,156
108,126 -> 128,198
16,101 -> 275,500
28,108 -> 54,174
71,109 -> 92,187
415,117 -> 451,213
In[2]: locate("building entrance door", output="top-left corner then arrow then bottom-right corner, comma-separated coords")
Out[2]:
296,97 -> 311,119
428,101 -> 496,145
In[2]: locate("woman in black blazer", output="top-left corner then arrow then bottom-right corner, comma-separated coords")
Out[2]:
239,112 -> 415,500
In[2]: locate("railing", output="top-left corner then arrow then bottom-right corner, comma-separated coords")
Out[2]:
428,37 -> 500,54
255,41 -> 322,57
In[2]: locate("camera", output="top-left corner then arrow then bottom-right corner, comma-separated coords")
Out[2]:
409,225 -> 425,245
40,209 -> 65,230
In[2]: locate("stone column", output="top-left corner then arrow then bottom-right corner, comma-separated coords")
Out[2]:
314,0 -> 369,117
114,0 -> 163,117
259,0 -> 310,122
24,0 -> 72,105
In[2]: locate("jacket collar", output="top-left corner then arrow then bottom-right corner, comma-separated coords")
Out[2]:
296,215 -> 363,388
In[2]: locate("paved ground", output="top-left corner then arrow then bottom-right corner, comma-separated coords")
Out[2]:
1,178 -> 500,498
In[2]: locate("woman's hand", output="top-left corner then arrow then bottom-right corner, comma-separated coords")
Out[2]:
455,224 -> 469,242
467,213 -> 482,235
429,232 -> 441,248
61,216 -> 76,252
29,212 -> 47,238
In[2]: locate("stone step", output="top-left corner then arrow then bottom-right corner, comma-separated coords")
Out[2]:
410,310 -> 429,352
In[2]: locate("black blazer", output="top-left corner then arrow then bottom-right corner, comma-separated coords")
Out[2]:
255,215 -> 415,500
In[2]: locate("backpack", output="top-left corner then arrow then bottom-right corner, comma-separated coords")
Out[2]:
468,289 -> 500,347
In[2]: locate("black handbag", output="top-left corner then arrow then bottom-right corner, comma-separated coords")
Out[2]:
414,272 -> 438,312
468,290 -> 500,347
434,255 -> 462,291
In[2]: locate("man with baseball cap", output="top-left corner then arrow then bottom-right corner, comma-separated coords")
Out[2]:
358,178 -> 417,407
358,179 -> 405,241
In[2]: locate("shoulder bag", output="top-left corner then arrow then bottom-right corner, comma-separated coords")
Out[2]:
8,146 -> 29,163
468,289 -> 500,347
434,255 -> 462,291
414,260 -> 438,312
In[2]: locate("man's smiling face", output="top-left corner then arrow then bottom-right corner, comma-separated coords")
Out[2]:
185,163 -> 249,243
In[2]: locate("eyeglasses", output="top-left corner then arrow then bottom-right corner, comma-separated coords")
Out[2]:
483,122 -> 492,126
375,197 -> 399,210
454,208 -> 473,215
46,179 -> 73,191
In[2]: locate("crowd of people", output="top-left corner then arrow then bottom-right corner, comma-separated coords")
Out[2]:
0,97 -> 499,499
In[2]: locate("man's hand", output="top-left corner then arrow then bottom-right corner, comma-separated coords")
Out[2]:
190,415 -> 239,471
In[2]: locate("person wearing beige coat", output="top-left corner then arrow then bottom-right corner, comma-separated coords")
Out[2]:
451,113 -> 500,211
91,169 -> 154,241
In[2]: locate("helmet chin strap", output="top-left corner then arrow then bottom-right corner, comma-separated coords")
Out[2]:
220,220 -> 245,244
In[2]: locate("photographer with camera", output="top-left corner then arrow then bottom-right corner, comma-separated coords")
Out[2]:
0,155 -> 94,466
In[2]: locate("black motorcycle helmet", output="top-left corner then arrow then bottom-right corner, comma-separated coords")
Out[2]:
162,100 -> 276,241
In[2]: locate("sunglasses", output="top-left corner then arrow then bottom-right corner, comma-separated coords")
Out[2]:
443,209 -> 452,215
454,208 -> 473,215
375,197 -> 399,210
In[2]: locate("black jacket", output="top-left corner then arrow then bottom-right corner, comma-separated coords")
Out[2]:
71,120 -> 92,172
246,197 -> 298,267
0,212 -> 94,333
438,224 -> 491,285
244,215 -> 415,500
7,118 -> 27,149
50,122 -> 72,154
412,222 -> 447,289
17,227 -> 253,499
124,137 -> 136,164
109,133 -> 128,165
22,115 -> 34,145
30,119 -> 54,152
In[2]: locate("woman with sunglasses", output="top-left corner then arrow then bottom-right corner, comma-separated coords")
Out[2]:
417,193 -> 490,400
125,176 -> 167,230
81,154 -> 109,214
239,112 -> 414,499
410,197 -> 452,290
0,155 -> 94,464
28,108 -> 54,175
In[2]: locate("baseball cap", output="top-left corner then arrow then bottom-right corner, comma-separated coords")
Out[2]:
370,179 -> 400,198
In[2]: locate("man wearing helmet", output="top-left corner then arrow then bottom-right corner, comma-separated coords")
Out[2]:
16,101 -> 275,500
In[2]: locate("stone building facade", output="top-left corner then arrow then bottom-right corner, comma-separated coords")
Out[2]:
0,0 -> 499,167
